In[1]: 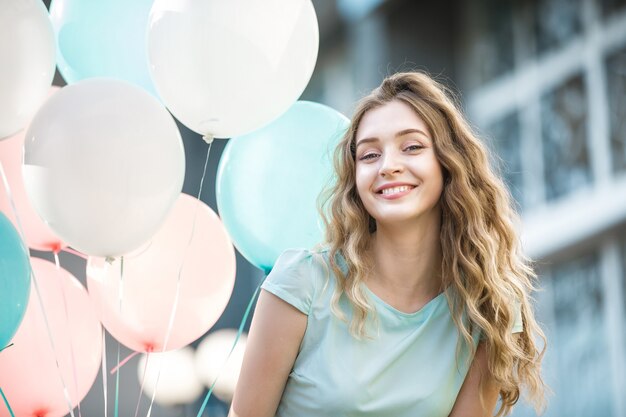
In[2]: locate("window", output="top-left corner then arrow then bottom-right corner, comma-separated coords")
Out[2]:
600,0 -> 626,19
462,0 -> 515,88
486,112 -> 524,210
541,74 -> 592,201
549,251 -> 613,416
533,0 -> 583,55
605,46 -> 626,175
621,234 -> 626,350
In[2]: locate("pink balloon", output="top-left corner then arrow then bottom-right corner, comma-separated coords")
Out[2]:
87,193 -> 236,352
0,258 -> 102,417
0,87 -> 65,252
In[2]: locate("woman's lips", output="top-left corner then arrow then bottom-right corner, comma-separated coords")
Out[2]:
376,185 -> 416,200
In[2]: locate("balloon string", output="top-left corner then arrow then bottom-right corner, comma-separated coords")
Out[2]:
0,161 -> 77,417
145,138 -> 213,417
0,387 -> 16,417
62,247 -> 88,260
134,353 -> 151,417
197,137 -> 213,202
102,329 -> 108,417
196,281 -> 263,417
109,351 -> 140,374
53,253 -> 83,417
114,343 -> 121,417
0,344 -> 13,353
144,277 -> 181,417
113,257 -> 124,417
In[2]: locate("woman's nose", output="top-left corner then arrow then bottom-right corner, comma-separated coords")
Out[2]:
379,154 -> 404,176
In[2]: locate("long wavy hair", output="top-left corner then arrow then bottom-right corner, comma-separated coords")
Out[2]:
318,72 -> 547,416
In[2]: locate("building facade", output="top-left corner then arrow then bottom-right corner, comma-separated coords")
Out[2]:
305,0 -> 626,415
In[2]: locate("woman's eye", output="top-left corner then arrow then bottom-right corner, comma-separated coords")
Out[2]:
359,153 -> 379,161
404,145 -> 423,152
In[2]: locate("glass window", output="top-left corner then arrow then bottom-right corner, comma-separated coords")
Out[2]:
533,0 -> 583,55
622,233 -> 626,349
600,0 -> 626,19
549,251 -> 613,416
486,112 -> 525,210
605,45 -> 626,175
541,74 -> 592,201
463,0 -> 516,87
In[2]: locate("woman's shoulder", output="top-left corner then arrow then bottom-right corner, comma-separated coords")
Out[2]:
272,247 -> 332,272
261,247 -> 333,315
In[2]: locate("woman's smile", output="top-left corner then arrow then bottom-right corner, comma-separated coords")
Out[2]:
375,184 -> 417,199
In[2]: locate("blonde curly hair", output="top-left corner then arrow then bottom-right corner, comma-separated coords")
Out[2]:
318,71 -> 548,416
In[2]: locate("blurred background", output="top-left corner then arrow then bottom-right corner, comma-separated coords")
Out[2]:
15,0 -> 626,416
307,1 -> 626,414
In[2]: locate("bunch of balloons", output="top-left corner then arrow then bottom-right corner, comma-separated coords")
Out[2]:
0,0 -> 355,413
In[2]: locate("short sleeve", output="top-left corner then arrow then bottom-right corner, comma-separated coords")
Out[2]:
512,299 -> 523,333
261,248 -> 318,315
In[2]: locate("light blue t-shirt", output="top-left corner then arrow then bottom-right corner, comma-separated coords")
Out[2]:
261,248 -> 523,417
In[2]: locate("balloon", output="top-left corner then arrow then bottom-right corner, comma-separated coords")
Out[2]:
0,258 -> 102,417
22,78 -> 185,257
0,0 -> 56,139
216,101 -> 349,272
147,0 -> 319,138
195,329 -> 248,403
50,0 -> 158,97
0,87 -> 66,252
87,194 -> 236,352
137,347 -> 203,406
0,213 -> 30,349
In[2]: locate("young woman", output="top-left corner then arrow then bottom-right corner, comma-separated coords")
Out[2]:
229,72 -> 547,417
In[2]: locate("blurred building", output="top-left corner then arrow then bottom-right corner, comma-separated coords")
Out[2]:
305,0 -> 626,416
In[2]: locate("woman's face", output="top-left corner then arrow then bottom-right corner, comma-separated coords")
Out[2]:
354,99 -> 444,228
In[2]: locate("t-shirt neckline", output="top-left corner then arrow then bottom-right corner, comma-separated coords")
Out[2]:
362,283 -> 447,318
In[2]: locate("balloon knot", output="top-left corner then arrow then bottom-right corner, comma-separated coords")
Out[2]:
202,134 -> 214,144
51,242 -> 62,254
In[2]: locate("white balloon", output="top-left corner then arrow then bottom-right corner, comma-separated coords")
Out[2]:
147,0 -> 319,138
137,347 -> 203,406
195,329 -> 248,403
23,78 -> 185,257
0,0 -> 56,139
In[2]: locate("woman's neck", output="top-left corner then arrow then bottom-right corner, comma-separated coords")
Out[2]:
367,213 -> 444,305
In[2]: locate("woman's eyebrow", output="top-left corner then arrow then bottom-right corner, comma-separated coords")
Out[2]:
356,128 -> 430,147
396,128 -> 430,139
355,137 -> 379,148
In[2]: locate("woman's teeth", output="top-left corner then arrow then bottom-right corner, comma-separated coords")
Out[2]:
381,185 -> 414,195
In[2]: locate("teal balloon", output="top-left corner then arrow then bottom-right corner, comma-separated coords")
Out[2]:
0,212 -> 31,349
216,101 -> 349,273
50,0 -> 158,97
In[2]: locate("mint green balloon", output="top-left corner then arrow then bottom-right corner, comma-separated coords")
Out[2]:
216,101 -> 349,273
50,0 -> 158,97
0,212 -> 31,348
